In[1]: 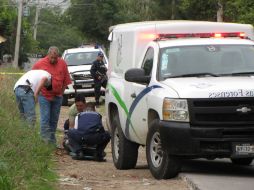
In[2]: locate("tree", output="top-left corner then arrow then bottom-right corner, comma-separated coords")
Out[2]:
224,0 -> 254,25
40,0 -> 254,53
65,0 -> 118,45
0,0 -> 38,67
178,0 -> 218,21
0,0 -> 16,60
66,0 -> 158,45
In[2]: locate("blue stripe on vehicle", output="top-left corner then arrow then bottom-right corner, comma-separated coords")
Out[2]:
125,85 -> 162,138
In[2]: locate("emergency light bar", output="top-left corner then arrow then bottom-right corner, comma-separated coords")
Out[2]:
157,32 -> 246,39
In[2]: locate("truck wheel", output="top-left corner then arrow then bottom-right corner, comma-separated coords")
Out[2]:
146,120 -> 180,179
62,95 -> 68,106
111,113 -> 139,169
231,158 -> 253,165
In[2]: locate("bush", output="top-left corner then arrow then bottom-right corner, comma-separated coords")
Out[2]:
0,68 -> 57,190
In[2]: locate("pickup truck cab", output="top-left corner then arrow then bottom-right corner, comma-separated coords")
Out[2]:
105,21 -> 254,179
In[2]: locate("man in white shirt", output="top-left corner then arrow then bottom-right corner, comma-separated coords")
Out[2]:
14,70 -> 51,126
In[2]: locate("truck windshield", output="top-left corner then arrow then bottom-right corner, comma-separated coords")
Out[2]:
64,51 -> 103,66
159,45 -> 254,79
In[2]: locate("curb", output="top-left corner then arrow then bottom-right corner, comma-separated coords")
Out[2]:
179,173 -> 201,190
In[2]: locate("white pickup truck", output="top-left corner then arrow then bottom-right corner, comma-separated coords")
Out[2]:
61,45 -> 108,105
105,21 -> 254,179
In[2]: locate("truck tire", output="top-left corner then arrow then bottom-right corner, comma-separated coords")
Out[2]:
111,113 -> 139,169
231,158 -> 253,165
146,119 -> 180,179
62,95 -> 68,106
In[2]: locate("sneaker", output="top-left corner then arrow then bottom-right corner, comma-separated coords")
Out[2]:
94,151 -> 107,162
101,151 -> 106,158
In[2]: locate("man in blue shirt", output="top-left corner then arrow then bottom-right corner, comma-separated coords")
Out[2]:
67,103 -> 110,161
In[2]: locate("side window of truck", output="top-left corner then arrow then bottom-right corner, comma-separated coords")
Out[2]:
142,48 -> 154,76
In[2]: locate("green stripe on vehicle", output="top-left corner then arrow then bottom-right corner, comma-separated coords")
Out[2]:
107,84 -> 141,141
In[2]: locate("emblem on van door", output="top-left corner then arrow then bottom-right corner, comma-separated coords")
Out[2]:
236,106 -> 252,113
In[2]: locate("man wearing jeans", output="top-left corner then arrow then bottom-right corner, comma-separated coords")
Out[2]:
32,46 -> 71,145
14,70 -> 51,126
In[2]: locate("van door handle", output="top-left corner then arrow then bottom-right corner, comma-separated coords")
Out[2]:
131,93 -> 136,98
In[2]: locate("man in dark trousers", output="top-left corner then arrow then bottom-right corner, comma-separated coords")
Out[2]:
67,103 -> 111,161
90,52 -> 107,106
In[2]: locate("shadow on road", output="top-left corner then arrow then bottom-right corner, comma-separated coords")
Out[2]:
181,158 -> 254,177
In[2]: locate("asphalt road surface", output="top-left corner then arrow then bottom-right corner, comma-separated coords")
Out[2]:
180,158 -> 254,190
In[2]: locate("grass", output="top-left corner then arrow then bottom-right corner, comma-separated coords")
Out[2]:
0,68 -> 57,190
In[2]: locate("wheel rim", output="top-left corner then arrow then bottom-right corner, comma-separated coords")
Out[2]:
150,131 -> 163,168
113,127 -> 120,160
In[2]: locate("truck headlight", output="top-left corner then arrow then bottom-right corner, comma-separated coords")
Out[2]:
163,98 -> 189,122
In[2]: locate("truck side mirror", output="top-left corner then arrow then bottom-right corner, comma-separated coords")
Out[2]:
125,68 -> 151,84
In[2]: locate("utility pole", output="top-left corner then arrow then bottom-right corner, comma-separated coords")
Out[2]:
33,0 -> 40,40
13,0 -> 23,68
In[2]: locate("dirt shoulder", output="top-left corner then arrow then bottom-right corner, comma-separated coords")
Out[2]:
55,104 -> 189,190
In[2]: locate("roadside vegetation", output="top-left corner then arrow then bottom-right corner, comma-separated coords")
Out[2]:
0,68 -> 57,190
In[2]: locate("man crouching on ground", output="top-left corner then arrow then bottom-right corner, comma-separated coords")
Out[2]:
68,102 -> 111,161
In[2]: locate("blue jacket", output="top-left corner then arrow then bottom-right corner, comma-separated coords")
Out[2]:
77,111 -> 103,134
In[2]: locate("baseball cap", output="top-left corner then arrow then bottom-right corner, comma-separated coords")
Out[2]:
98,52 -> 104,57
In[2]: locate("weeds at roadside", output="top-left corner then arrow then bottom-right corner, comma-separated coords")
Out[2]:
0,68 -> 57,190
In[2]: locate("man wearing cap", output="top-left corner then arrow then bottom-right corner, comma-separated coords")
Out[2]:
90,52 -> 107,106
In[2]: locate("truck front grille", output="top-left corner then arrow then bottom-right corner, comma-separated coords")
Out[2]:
72,73 -> 92,80
188,98 -> 254,126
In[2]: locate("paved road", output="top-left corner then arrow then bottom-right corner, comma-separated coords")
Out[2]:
180,159 -> 254,190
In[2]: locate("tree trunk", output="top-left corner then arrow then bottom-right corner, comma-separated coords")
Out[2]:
171,0 -> 175,20
217,0 -> 223,22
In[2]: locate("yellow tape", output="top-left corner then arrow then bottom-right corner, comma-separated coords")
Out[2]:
0,72 -> 24,75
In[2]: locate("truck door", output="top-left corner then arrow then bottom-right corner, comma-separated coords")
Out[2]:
125,47 -> 154,144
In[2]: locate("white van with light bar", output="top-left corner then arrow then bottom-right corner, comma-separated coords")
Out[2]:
105,21 -> 254,179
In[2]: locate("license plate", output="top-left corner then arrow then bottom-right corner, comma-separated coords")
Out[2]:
233,143 -> 254,155
82,84 -> 92,88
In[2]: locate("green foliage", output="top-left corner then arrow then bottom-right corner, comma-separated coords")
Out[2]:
66,0 -> 159,45
224,0 -> 254,25
0,0 -> 16,58
178,0 -> 218,21
0,69 -> 57,190
0,0 -> 38,67
2,0 -> 254,67
32,7 -> 84,53
64,0 -> 254,45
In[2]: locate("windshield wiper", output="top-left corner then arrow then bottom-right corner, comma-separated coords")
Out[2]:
168,72 -> 219,78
